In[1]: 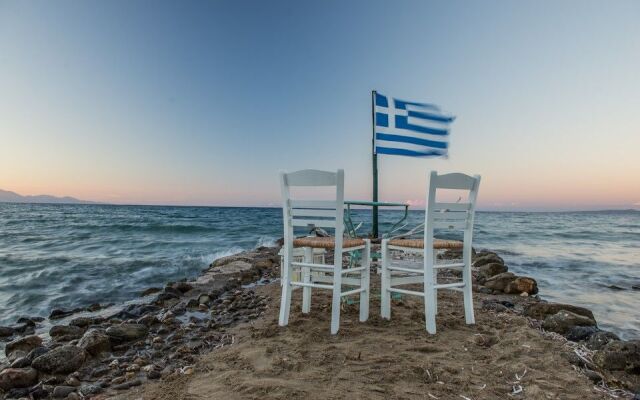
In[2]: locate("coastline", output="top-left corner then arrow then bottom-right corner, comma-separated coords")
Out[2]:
1,245 -> 638,399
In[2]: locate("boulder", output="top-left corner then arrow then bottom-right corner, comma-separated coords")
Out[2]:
69,317 -> 101,328
0,367 -> 39,390
172,281 -> 193,293
10,356 -> 31,368
483,272 -> 516,292
52,385 -> 77,398
586,331 -> 620,350
542,310 -> 596,334
473,253 -> 504,268
50,325 -> 84,339
504,277 -> 538,295
524,302 -> 595,322
5,335 -> 43,361
32,345 -> 86,374
478,262 -> 508,281
0,326 -> 15,337
78,329 -> 111,356
211,254 -> 252,268
49,308 -> 74,319
26,346 -> 49,362
106,323 -> 148,343
593,340 -> 640,373
565,325 -> 599,341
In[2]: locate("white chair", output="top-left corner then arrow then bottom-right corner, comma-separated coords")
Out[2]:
279,169 -> 371,334
380,171 -> 481,334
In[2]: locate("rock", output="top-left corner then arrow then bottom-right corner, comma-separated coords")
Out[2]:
10,356 -> 31,368
50,325 -> 84,339
147,369 -> 161,379
593,340 -> 640,373
112,304 -> 161,320
68,393 -> 80,400
66,376 -> 81,387
78,329 -> 111,356
52,386 -> 76,398
5,335 -> 43,361
483,272 -> 516,292
542,310 -> 597,335
473,253 -> 504,268
112,379 -> 141,390
31,387 -> 50,399
587,331 -> 620,350
477,286 -> 493,294
140,287 -> 162,296
478,262 -> 508,281
69,317 -> 100,328
562,351 -> 586,368
198,294 -> 210,305
172,282 -> 193,293
504,277 -> 538,295
0,367 -> 38,390
87,303 -> 110,312
0,326 -> 15,337
26,346 -> 49,362
565,326 -> 599,341
481,300 -> 508,313
137,314 -> 159,326
32,345 -> 86,374
212,254 -> 252,268
584,370 -> 603,383
49,308 -> 74,319
524,302 -> 596,322
106,323 -> 148,343
80,384 -> 103,396
155,291 -> 180,303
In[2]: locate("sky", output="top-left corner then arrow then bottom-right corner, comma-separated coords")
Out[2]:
0,0 -> 639,211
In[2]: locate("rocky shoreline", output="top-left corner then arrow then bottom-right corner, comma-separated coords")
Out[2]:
0,246 -> 281,399
0,245 -> 638,399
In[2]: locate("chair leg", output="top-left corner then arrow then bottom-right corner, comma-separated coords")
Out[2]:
462,259 -> 475,325
302,247 -> 312,314
359,240 -> 370,322
278,255 -> 293,327
331,281 -> 341,335
380,240 -> 391,320
330,254 -> 343,335
433,252 -> 438,315
424,253 -> 437,334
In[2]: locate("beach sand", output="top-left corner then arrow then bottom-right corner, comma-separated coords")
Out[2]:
113,275 -> 608,400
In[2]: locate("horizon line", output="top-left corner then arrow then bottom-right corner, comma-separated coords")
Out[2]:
0,200 -> 638,214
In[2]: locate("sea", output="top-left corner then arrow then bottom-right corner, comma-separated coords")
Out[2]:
0,203 -> 638,339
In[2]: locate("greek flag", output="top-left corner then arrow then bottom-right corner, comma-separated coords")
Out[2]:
374,92 -> 455,157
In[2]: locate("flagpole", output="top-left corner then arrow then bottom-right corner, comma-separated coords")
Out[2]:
371,90 -> 379,239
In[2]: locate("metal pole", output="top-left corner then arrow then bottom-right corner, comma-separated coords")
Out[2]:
371,90 -> 379,238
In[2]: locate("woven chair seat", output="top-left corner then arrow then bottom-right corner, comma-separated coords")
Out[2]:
388,238 -> 463,249
293,236 -> 365,249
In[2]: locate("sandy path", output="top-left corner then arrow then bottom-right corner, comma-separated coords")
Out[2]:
114,275 -> 607,400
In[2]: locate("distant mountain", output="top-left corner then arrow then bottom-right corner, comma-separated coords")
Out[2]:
0,189 -> 96,204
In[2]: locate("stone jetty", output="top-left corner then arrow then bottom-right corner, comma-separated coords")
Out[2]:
0,244 -> 638,399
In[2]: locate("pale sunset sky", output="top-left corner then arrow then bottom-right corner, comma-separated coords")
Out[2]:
1,0 -> 639,211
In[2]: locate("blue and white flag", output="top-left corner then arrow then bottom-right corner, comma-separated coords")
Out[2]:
374,92 -> 455,158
